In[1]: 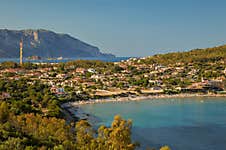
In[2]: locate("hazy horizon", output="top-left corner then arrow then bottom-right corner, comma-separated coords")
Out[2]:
0,0 -> 226,57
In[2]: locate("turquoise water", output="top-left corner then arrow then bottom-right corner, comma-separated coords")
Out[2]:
79,97 -> 226,150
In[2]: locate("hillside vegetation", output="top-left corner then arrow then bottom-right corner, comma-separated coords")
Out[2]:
141,45 -> 226,65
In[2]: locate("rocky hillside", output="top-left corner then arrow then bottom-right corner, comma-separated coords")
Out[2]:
0,29 -> 115,58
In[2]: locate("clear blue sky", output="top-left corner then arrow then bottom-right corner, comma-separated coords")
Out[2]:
0,0 -> 226,57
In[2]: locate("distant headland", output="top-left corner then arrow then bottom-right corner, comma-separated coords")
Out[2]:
0,29 -> 115,58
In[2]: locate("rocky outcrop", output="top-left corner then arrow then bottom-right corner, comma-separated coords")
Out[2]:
0,29 -> 115,58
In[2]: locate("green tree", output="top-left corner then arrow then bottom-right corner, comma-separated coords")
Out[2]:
0,137 -> 25,150
75,120 -> 95,150
0,102 -> 9,123
75,115 -> 137,150
0,61 -> 18,69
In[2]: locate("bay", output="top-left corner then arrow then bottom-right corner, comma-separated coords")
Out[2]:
79,97 -> 226,150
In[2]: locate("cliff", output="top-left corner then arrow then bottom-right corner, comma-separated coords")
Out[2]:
0,29 -> 115,58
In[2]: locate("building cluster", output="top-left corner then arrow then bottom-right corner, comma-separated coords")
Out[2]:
0,55 -> 225,99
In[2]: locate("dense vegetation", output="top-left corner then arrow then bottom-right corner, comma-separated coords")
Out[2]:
0,80 -> 136,149
0,78 -> 136,150
0,79 -> 170,149
141,45 -> 226,65
0,105 -> 138,149
0,79 -> 61,117
0,79 -> 70,149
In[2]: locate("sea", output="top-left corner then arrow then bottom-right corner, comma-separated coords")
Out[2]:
0,57 -> 131,63
79,97 -> 226,150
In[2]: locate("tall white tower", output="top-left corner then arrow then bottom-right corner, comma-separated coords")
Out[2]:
19,39 -> 23,65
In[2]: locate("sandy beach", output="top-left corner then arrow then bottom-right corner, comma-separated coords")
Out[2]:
61,93 -> 226,123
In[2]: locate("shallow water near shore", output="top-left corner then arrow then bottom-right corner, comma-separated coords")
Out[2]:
79,97 -> 226,150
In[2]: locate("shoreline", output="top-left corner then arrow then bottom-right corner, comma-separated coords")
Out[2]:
61,93 -> 226,122
64,93 -> 226,106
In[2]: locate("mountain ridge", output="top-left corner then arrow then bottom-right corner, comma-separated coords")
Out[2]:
0,29 -> 115,58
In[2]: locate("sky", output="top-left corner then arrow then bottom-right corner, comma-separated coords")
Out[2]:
0,0 -> 226,57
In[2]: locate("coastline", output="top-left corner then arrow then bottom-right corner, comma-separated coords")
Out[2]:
61,93 -> 226,123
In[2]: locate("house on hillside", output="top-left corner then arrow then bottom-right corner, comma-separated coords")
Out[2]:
76,68 -> 87,74
50,86 -> 65,95
87,68 -> 96,73
0,92 -> 11,99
